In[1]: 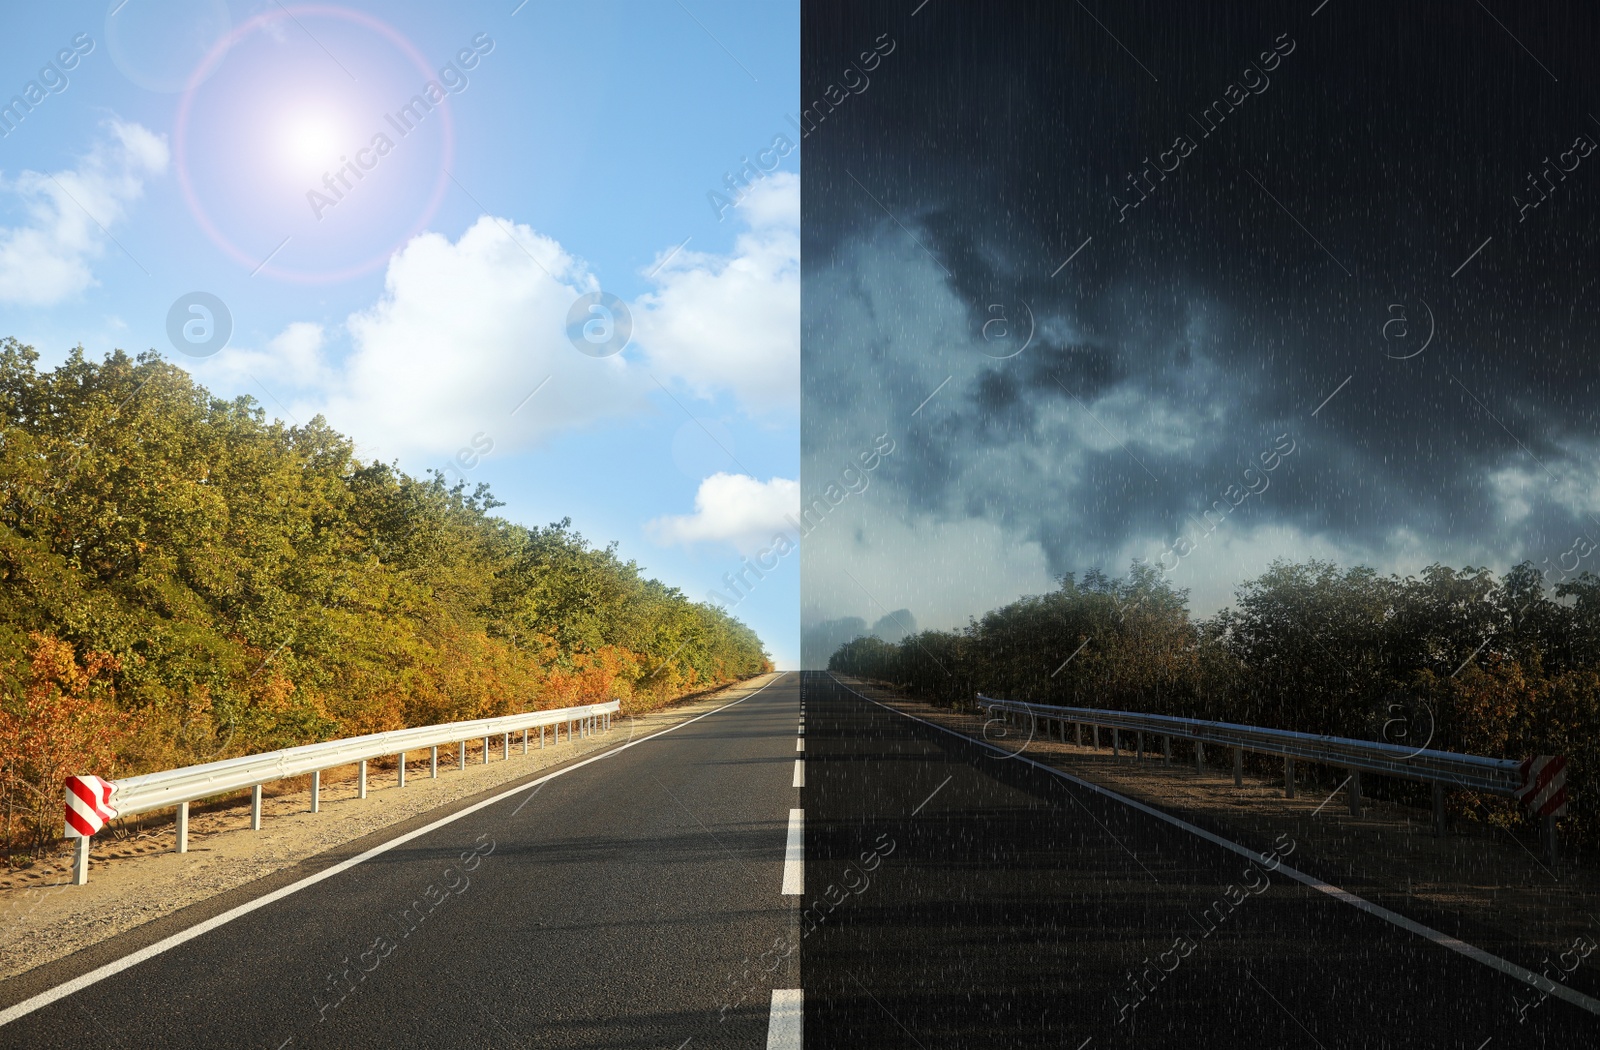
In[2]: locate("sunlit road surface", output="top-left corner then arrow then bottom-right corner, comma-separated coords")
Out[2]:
803,671 -> 1598,1049
0,675 -> 802,1049
7,669 -> 1596,1049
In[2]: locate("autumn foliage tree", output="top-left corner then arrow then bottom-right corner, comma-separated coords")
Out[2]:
831,558 -> 1600,852
0,634 -> 125,849
0,341 -> 771,851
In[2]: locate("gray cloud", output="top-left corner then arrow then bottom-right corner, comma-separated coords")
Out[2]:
802,0 -> 1600,664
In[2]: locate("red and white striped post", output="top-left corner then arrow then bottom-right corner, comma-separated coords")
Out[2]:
64,775 -> 118,885
1515,755 -> 1569,864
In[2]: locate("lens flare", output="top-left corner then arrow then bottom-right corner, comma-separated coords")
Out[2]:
275,110 -> 353,183
174,5 -> 454,284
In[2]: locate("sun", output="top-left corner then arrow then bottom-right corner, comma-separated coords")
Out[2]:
275,110 -> 350,183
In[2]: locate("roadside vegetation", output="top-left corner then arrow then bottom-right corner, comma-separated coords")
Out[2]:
0,341 -> 770,852
829,560 -> 1600,853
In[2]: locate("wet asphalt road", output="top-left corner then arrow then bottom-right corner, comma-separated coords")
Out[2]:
802,671 -> 1598,1050
4,670 -> 1596,1049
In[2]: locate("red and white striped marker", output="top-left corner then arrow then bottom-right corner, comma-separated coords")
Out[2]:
1515,755 -> 1568,817
64,775 -> 118,838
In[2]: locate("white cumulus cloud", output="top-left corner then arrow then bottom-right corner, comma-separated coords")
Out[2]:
203,176 -> 800,462
648,472 -> 800,553
0,120 -> 168,305
635,172 -> 799,415
311,215 -> 647,457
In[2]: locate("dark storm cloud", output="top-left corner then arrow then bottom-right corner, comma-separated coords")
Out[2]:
803,0 -> 1600,656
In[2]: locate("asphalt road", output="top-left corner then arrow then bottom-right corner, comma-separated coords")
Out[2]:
0,673 -> 803,1049
6,669 -> 1596,1048
803,671 -> 1599,1049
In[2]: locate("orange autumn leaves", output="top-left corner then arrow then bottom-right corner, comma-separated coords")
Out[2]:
833,560 -> 1600,849
0,342 -> 771,852
0,634 -> 123,848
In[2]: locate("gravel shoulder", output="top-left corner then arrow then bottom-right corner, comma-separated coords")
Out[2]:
0,674 -> 780,984
838,675 -> 1600,970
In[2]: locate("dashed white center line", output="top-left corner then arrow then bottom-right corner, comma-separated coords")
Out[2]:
766,988 -> 803,1049
782,808 -> 804,895
793,759 -> 805,788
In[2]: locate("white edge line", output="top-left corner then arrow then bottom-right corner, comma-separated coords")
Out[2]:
766,987 -> 803,1050
796,737 -> 805,752
0,674 -> 787,1028
793,759 -> 805,788
781,808 -> 804,895
825,674 -> 1600,1018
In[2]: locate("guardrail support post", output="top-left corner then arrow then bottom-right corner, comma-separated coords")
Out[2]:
459,741 -> 465,769
399,752 -> 407,788
541,726 -> 546,748
1163,735 -> 1172,766
1111,729 -> 1119,757
569,718 -> 574,742
1075,722 -> 1082,747
431,747 -> 438,778
1284,756 -> 1295,798
482,736 -> 490,764
523,729 -> 529,754
503,732 -> 510,760
1347,771 -> 1362,817
1137,731 -> 1145,762
72,836 -> 90,886
1544,815 -> 1560,865
176,801 -> 189,852
1232,747 -> 1243,787
311,772 -> 320,813
359,760 -> 368,799
251,784 -> 263,829
1431,782 -> 1445,836
1195,741 -> 1205,774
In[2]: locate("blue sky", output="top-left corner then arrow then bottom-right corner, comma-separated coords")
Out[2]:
0,0 -> 800,667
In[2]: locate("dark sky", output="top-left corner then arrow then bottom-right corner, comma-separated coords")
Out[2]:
800,0 -> 1600,665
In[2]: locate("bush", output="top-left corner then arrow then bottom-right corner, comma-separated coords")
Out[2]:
831,559 -> 1600,852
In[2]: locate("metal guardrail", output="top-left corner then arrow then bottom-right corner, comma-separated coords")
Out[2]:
975,695 -> 1535,839
66,700 -> 621,884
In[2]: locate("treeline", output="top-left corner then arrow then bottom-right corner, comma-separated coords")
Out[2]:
830,560 -> 1600,851
0,342 -> 769,849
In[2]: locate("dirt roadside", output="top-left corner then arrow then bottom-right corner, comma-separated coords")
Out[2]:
0,673 -> 782,983
836,676 -> 1600,972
